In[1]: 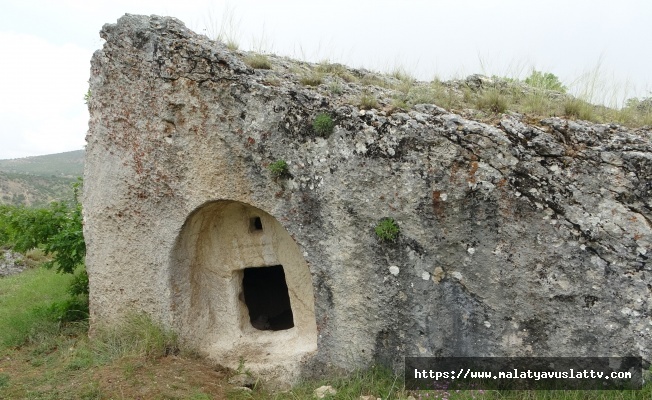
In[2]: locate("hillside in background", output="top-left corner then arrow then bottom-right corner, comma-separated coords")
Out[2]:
0,150 -> 84,177
0,150 -> 84,207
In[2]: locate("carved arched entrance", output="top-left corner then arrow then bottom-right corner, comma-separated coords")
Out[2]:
170,200 -> 317,371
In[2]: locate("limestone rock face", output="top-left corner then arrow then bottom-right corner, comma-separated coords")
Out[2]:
85,14 -> 652,384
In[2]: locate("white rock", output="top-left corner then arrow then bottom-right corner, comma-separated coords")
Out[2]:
314,385 -> 336,398
389,266 -> 400,276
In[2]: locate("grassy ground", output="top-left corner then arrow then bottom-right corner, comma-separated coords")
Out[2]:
0,266 -> 229,399
1,268 -> 650,399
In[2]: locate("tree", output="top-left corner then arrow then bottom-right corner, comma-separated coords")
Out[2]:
0,179 -> 86,293
524,70 -> 567,93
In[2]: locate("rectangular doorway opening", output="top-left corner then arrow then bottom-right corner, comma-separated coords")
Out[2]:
249,216 -> 263,232
242,265 -> 294,331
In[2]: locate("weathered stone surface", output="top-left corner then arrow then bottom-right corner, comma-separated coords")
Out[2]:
227,373 -> 256,389
85,14 -> 652,385
0,249 -> 26,277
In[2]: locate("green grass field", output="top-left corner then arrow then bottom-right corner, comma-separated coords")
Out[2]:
0,266 -> 74,348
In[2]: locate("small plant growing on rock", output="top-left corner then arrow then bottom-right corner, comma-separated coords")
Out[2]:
244,54 -> 272,69
316,61 -> 357,83
224,39 -> 239,51
268,160 -> 289,178
262,76 -> 281,87
563,98 -> 595,121
313,113 -> 334,136
360,92 -> 378,110
328,81 -> 343,95
476,89 -> 508,114
391,98 -> 408,111
375,218 -> 399,241
300,72 -> 324,86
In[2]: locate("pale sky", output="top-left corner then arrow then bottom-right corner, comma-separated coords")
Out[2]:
1,0 -> 650,159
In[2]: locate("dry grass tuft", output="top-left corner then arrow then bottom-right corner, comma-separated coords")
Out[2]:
244,54 -> 272,70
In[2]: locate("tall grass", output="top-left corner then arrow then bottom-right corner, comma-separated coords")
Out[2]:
0,264 -> 174,361
91,313 -> 179,363
0,268 -> 186,399
476,88 -> 509,113
300,72 -> 324,86
202,4 -> 241,50
317,60 -> 358,83
0,266 -> 74,348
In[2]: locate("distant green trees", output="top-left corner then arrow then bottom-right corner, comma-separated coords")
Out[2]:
0,179 -> 86,296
